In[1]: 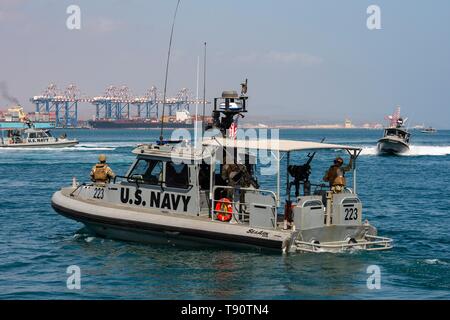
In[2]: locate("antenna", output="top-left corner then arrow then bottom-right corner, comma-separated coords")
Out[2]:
194,56 -> 200,148
195,56 -> 200,120
201,42 -> 207,135
159,0 -> 181,144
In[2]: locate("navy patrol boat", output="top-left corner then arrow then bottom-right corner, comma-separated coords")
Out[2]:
421,127 -> 437,134
51,84 -> 393,253
377,107 -> 410,155
0,107 -> 78,148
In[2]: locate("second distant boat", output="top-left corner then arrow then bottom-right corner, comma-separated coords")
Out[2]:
421,127 -> 437,134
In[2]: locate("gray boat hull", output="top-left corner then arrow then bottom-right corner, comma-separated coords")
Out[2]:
51,190 -> 289,251
0,140 -> 79,148
377,138 -> 409,155
51,188 -> 392,253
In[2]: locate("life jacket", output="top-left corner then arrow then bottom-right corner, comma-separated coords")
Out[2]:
215,198 -> 233,222
93,163 -> 108,182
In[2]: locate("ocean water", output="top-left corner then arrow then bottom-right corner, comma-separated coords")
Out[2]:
0,128 -> 449,300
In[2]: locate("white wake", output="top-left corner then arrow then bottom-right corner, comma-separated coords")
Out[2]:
0,141 -> 140,152
0,146 -> 115,151
360,145 -> 450,156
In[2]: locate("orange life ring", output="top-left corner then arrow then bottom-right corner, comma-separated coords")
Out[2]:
215,198 -> 233,222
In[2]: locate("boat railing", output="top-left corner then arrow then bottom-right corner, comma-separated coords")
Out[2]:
294,234 -> 393,253
211,185 -> 277,228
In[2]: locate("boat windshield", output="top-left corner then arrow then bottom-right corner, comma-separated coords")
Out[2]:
28,131 -> 50,139
128,159 -> 163,185
386,128 -> 405,137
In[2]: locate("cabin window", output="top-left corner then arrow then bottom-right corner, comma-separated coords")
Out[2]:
29,133 -> 37,139
165,161 -> 189,189
129,159 -> 163,185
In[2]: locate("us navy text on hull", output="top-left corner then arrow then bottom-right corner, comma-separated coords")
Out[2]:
120,187 -> 191,211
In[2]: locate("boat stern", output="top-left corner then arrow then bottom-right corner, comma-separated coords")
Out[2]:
291,223 -> 393,253
286,193 -> 393,253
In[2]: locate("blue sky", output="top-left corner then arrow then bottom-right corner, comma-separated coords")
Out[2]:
0,0 -> 449,127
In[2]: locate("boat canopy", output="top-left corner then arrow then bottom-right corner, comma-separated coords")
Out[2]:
132,143 -> 211,161
202,137 -> 361,152
131,138 -> 361,163
203,137 -> 362,203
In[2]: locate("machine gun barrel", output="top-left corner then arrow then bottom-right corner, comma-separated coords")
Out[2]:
287,138 -> 326,198
305,138 -> 325,166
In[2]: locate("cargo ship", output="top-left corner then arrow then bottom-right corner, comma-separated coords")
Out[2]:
88,110 -> 201,129
88,118 -> 194,129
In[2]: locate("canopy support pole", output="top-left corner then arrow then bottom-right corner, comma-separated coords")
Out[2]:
209,149 -> 216,220
353,151 -> 357,194
269,150 -> 281,207
276,150 -> 280,207
286,151 -> 290,202
347,149 -> 361,194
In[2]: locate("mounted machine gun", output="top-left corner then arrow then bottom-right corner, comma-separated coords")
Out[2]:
287,138 -> 325,198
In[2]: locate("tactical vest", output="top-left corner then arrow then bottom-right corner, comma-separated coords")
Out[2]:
333,167 -> 346,186
93,164 -> 108,182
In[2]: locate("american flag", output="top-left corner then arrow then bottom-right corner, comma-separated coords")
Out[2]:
229,117 -> 238,140
385,107 -> 401,127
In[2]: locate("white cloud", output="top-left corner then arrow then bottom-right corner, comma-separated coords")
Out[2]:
87,17 -> 124,34
0,0 -> 26,10
234,51 -> 323,66
266,51 -> 322,65
0,7 -> 25,24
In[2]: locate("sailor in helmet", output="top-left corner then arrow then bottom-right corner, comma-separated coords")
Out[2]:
90,154 -> 116,185
323,156 -> 353,193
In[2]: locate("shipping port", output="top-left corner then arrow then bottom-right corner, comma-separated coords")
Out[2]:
0,84 -> 211,129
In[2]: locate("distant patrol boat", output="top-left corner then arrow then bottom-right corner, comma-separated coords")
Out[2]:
51,86 -> 392,253
0,121 -> 78,148
377,107 -> 410,155
421,127 -> 437,134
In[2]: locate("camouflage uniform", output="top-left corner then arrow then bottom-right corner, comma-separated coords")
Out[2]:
323,158 -> 353,193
